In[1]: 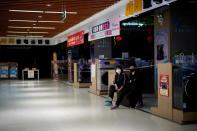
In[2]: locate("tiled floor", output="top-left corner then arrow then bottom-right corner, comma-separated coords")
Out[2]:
0,80 -> 196,131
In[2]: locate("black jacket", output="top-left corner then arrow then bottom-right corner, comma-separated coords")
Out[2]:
128,71 -> 141,92
114,73 -> 127,89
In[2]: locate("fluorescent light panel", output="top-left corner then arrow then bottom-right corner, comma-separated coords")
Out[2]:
8,31 -> 27,33
9,10 -> 43,13
8,26 -> 55,29
7,35 -> 24,37
7,35 -> 43,38
9,19 -> 63,23
38,20 -> 64,23
9,20 -> 37,22
9,10 -> 77,14
8,31 -> 48,34
26,36 -> 44,38
29,32 -> 48,34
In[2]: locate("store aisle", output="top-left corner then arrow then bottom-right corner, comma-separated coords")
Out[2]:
0,80 -> 196,131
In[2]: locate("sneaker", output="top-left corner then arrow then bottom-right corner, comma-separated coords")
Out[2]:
104,101 -> 112,106
110,105 -> 119,110
104,98 -> 112,102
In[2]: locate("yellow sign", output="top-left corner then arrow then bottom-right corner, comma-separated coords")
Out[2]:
0,38 -> 16,45
134,0 -> 143,13
125,1 -> 134,16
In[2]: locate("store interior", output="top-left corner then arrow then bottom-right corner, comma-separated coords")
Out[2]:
0,0 -> 197,125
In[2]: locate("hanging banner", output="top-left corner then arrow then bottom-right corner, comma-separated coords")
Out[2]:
67,31 -> 84,47
125,0 -> 134,16
88,18 -> 120,41
159,74 -> 169,97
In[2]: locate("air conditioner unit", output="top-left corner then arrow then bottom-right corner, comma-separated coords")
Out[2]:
16,39 -> 22,44
45,40 -> 50,45
31,39 -> 36,44
38,39 -> 43,44
24,39 -> 29,44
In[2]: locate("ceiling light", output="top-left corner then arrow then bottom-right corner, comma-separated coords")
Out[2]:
29,32 -> 48,34
9,9 -> 77,14
46,4 -> 52,7
33,24 -> 36,26
33,27 -> 55,29
26,36 -> 44,38
8,26 -> 55,30
8,31 -> 48,34
38,20 -> 64,23
8,31 -> 28,33
8,26 -> 31,29
9,20 -> 37,22
9,10 -> 43,13
7,34 -> 44,38
38,15 -> 43,18
7,35 -> 24,37
9,19 -> 63,23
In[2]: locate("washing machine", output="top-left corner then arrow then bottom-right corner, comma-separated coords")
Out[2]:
96,58 -> 132,93
96,59 -> 115,92
78,63 -> 91,83
173,64 -> 197,112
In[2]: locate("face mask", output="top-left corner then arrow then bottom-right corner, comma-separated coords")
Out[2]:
116,69 -> 121,74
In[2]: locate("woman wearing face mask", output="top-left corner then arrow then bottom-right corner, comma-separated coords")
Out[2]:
106,65 -> 128,110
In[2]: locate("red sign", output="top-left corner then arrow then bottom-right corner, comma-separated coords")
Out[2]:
159,74 -> 169,97
67,31 -> 84,47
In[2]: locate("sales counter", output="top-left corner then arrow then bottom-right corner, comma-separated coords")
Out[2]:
22,68 -> 39,80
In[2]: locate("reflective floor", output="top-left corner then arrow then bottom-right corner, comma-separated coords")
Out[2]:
0,80 -> 196,131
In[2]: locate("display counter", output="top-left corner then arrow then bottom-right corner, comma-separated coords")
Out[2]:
151,63 -> 197,124
73,63 -> 91,88
22,68 -> 39,80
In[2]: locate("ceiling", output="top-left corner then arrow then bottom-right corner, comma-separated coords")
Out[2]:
0,0 -> 119,38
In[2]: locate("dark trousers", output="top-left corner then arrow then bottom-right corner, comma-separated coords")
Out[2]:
109,85 -> 116,100
109,85 -> 129,107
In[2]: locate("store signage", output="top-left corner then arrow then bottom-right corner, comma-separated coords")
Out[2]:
67,31 -> 84,47
159,74 -> 169,97
134,0 -> 143,13
89,18 -> 120,41
125,1 -> 134,16
125,0 -> 145,17
0,38 -> 16,45
92,21 -> 110,34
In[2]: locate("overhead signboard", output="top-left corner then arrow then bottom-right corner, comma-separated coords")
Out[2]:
88,17 -> 120,41
125,0 -> 143,16
67,31 -> 84,47
134,0 -> 143,13
125,0 -> 134,16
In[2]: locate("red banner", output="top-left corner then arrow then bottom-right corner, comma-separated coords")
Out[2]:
67,31 -> 84,47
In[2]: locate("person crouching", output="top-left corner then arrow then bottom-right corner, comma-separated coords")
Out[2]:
107,65 -> 128,110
